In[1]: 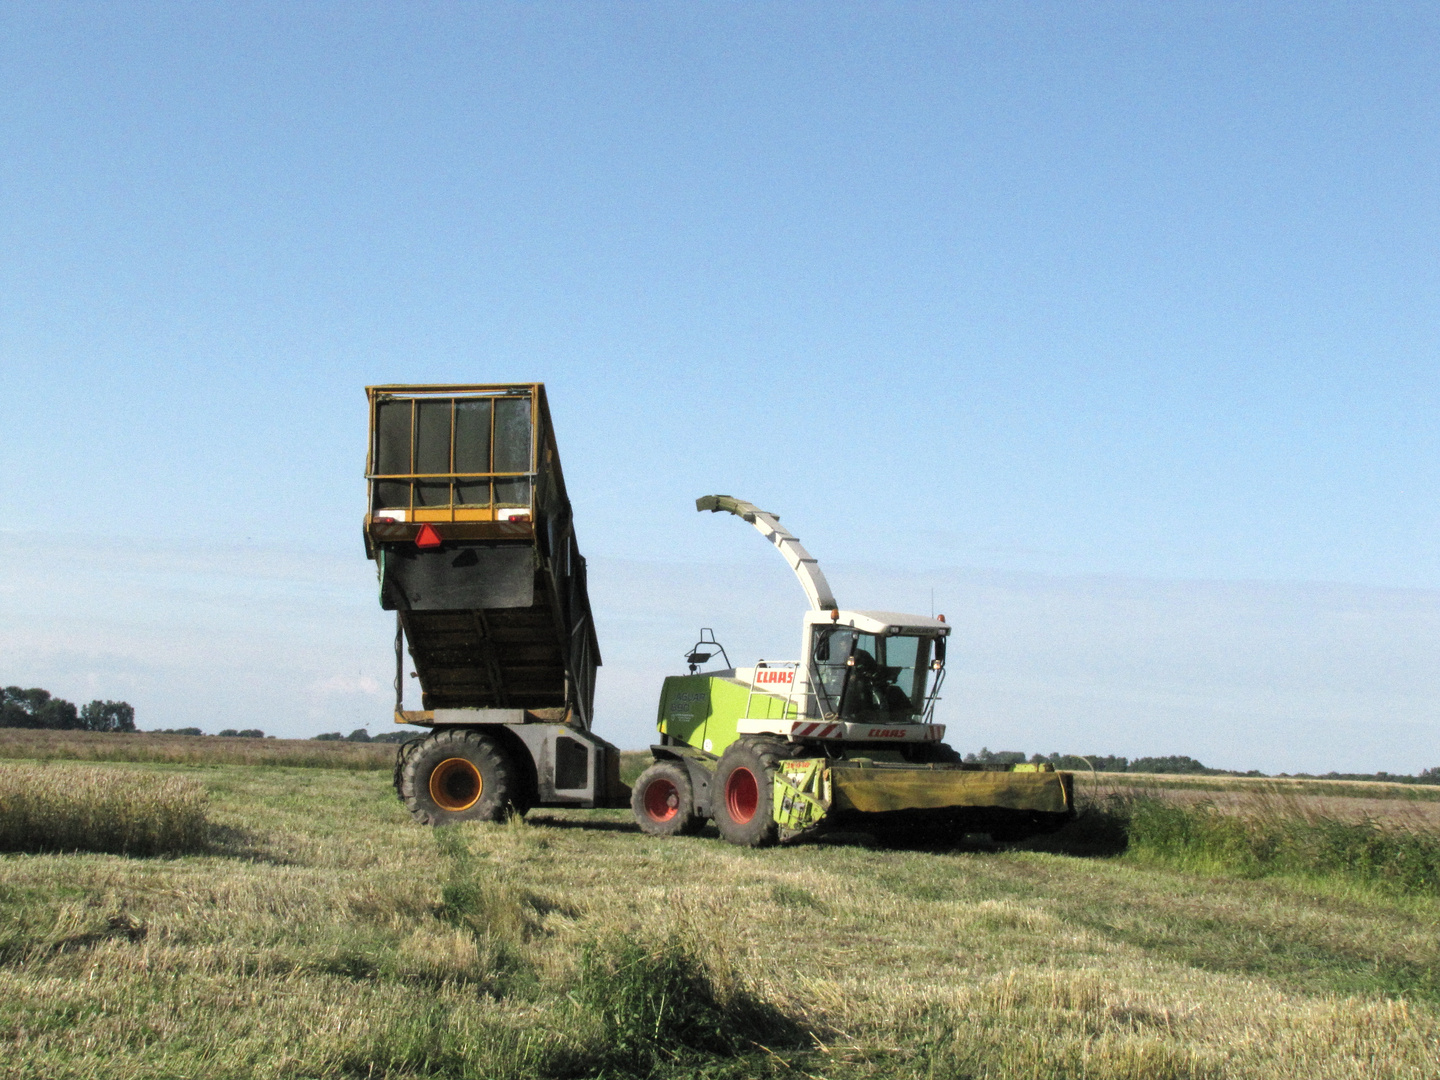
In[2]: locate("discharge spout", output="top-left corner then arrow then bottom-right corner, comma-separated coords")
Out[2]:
696,495 -> 838,612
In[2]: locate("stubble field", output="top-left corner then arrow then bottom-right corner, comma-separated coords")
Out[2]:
0,735 -> 1437,1079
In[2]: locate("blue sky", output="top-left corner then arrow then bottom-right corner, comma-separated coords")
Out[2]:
2,3 -> 1437,770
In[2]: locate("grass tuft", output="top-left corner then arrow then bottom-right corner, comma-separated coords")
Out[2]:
1125,796 -> 1440,894
431,826 -> 539,994
769,882 -> 827,912
576,931 -> 806,1074
1020,787 -> 1440,896
0,763 -> 208,856
337,999 -> 586,1080
434,826 -> 539,944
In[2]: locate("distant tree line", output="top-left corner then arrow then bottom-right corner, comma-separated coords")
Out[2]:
312,728 -> 410,744
150,729 -> 270,737
1,686 -> 135,732
962,748 -> 1235,774
962,747 -> 1440,785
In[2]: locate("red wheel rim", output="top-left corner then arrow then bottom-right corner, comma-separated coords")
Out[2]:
643,777 -> 680,822
725,766 -> 759,824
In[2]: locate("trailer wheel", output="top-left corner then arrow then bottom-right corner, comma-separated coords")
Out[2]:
631,761 -> 703,837
714,738 -> 785,847
393,734 -> 427,799
397,728 -> 521,825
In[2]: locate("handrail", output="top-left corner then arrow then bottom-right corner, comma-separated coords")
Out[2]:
744,661 -> 806,723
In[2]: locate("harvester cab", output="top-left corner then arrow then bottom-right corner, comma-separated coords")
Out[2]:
630,495 -> 1075,846
794,608 -> 949,732
686,609 -> 954,754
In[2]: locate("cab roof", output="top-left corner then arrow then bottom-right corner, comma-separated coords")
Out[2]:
802,609 -> 950,634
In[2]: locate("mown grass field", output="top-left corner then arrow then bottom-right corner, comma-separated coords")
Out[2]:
1,741 -> 1438,1078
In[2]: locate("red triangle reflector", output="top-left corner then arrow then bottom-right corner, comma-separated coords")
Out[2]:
415,523 -> 443,549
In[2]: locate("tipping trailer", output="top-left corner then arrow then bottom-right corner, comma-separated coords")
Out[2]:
628,496 -> 1075,846
364,383 -> 628,822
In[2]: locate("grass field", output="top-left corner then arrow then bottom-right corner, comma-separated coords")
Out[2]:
0,748 -> 1438,1078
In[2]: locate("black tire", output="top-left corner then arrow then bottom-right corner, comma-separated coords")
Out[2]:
631,761 -> 704,837
714,738 -> 787,847
393,734 -> 427,799
396,728 -> 521,825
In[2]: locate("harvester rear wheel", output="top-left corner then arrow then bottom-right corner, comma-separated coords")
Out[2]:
714,738 -> 786,847
397,728 -> 521,825
631,761 -> 703,837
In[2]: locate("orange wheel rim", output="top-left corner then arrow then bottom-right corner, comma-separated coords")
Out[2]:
429,757 -> 483,811
725,766 -> 759,824
643,777 -> 680,822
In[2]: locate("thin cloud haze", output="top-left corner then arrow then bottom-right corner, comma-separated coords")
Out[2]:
4,532 -> 1435,775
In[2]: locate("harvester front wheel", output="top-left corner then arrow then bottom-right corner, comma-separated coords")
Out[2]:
397,728 -> 521,825
714,738 -> 785,847
631,761 -> 703,837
